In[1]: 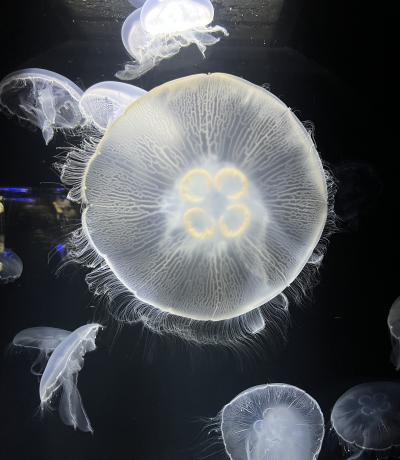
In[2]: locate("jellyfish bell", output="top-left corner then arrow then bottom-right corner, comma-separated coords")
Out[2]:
79,81 -> 147,132
0,68 -> 83,144
116,1 -> 228,80
219,383 -> 325,459
331,381 -> 400,457
39,323 -> 102,433
61,73 -> 332,344
0,200 -> 23,284
388,297 -> 400,370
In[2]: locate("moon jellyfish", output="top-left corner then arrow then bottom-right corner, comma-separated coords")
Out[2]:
116,0 -> 228,80
12,327 -> 70,375
331,381 -> 400,458
220,383 -> 325,459
61,73 -> 331,344
79,81 -> 147,132
0,68 -> 83,144
0,199 -> 23,283
40,323 -> 102,433
388,297 -> 400,370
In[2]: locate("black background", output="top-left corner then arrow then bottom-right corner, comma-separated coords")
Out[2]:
0,1 -> 393,459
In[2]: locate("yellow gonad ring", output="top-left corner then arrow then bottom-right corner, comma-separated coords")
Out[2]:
214,167 -> 248,200
179,168 -> 212,204
219,204 -> 251,238
183,207 -> 216,240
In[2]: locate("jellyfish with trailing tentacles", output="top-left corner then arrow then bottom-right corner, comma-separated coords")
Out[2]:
79,81 -> 147,132
116,0 -> 228,80
0,199 -> 23,283
218,383 -> 325,459
60,73 -> 333,345
331,381 -> 400,458
39,323 -> 102,433
12,327 -> 70,375
388,297 -> 400,370
0,68 -> 83,144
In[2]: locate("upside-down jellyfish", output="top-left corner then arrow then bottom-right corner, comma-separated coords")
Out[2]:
61,73 -> 330,343
388,297 -> 400,370
116,0 -> 228,80
331,381 -> 400,458
79,81 -> 147,132
220,383 -> 325,459
0,200 -> 23,283
40,323 -> 102,433
0,68 -> 83,144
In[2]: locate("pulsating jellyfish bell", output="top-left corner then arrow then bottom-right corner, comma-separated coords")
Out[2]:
388,297 -> 400,370
116,0 -> 228,80
0,200 -> 23,284
220,383 -> 325,460
60,73 -> 332,345
331,381 -> 400,458
79,81 -> 147,132
0,68 -> 83,144
39,323 -> 102,433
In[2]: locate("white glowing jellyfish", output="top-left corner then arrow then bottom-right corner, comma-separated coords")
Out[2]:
12,327 -> 70,375
388,297 -> 400,370
40,323 -> 102,433
79,81 -> 147,132
220,383 -> 325,460
0,68 -> 83,144
331,381 -> 400,458
0,200 -> 23,284
61,73 -> 330,343
116,0 -> 228,80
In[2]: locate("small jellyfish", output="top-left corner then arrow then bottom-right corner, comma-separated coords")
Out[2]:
79,81 -> 147,132
116,0 -> 228,80
12,327 -> 70,375
40,323 -> 102,433
0,199 -> 23,284
0,68 -> 83,144
60,73 -> 331,343
331,381 -> 400,458
220,383 -> 325,459
388,297 -> 400,370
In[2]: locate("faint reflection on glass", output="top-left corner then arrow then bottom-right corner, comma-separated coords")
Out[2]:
331,381 -> 400,459
220,383 -> 325,460
0,68 -> 83,144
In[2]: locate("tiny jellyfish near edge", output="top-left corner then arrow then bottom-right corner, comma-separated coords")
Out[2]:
388,297 -> 400,370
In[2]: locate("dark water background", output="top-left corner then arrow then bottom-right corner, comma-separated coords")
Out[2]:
0,1 -> 392,459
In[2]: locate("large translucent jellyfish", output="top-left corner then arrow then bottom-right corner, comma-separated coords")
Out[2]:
40,323 -> 102,433
331,381 -> 400,458
116,0 -> 228,80
61,73 -> 331,343
12,327 -> 70,375
219,383 -> 325,459
0,199 -> 23,283
388,297 -> 400,370
0,68 -> 83,144
79,81 -> 147,132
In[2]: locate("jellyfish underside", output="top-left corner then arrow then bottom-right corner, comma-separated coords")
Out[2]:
116,1 -> 228,80
221,383 -> 325,460
388,297 -> 400,370
68,73 -> 327,339
331,381 -> 400,457
39,323 -> 102,433
0,68 -> 83,144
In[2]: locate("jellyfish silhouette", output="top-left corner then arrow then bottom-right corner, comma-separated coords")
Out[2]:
12,327 -> 70,375
79,81 -> 147,132
39,323 -> 102,433
0,68 -> 83,144
219,383 -> 325,459
116,0 -> 228,80
0,199 -> 23,283
331,381 -> 400,458
60,73 -> 332,344
388,297 -> 400,370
